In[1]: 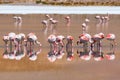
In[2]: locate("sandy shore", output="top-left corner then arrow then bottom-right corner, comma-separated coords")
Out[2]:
0,5 -> 120,14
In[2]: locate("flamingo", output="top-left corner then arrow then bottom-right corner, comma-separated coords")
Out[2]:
95,14 -> 109,33
14,43 -> 24,60
7,32 -> 16,60
48,34 -> 56,43
65,16 -> 71,35
106,33 -> 116,60
91,32 -> 104,51
25,33 -> 41,61
82,23 -> 88,34
47,34 -> 57,62
104,13 -> 109,23
41,20 -> 49,35
45,14 -> 51,26
42,20 -> 48,27
8,32 -> 16,47
26,33 -> 41,47
8,32 -> 16,40
55,35 -> 65,59
66,36 -> 74,61
56,35 -> 65,46
65,16 -> 71,27
93,42 -> 104,62
77,33 -> 92,61
49,18 -> 58,34
95,15 -> 102,33
18,33 -> 25,41
3,32 -> 16,60
91,33 -> 105,61
48,34 -> 57,54
82,18 -> 90,34
3,35 -> 9,47
104,14 -> 109,34
95,15 -> 102,23
77,33 -> 92,45
13,16 -> 22,28
77,33 -> 92,60
3,39 -> 9,59
12,33 -> 25,60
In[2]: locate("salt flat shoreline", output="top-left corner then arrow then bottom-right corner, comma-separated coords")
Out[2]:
0,5 -> 120,14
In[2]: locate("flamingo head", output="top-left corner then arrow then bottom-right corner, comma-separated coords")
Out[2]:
99,32 -> 104,39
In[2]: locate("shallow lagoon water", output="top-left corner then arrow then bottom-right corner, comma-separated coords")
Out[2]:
0,13 -> 120,80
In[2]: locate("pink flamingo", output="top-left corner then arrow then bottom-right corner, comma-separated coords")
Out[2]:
82,23 -> 88,34
65,16 -> 71,35
91,32 -> 104,51
3,32 -> 16,60
26,33 -> 41,47
91,33 -> 105,61
95,15 -> 103,33
106,33 -> 116,60
104,13 -> 109,23
8,32 -> 16,59
49,18 -> 58,34
65,16 -> 71,27
47,34 -> 57,62
8,32 -> 16,46
42,20 -> 48,27
77,33 -> 92,45
77,33 -> 92,61
66,36 -> 74,61
95,14 -> 109,33
25,33 -> 41,61
48,34 -> 57,53
3,35 -> 9,47
41,20 -> 49,35
55,35 -> 65,59
13,16 -> 22,32
3,35 -> 9,59
95,15 -> 102,23
82,18 -> 90,33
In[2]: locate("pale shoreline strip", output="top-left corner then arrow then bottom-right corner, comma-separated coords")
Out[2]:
0,5 -> 120,14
